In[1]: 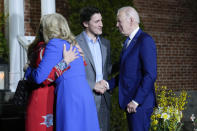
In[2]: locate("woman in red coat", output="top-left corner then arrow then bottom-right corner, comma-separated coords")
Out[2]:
25,21 -> 78,131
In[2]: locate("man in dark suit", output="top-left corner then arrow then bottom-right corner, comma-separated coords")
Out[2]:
96,6 -> 157,131
76,7 -> 112,131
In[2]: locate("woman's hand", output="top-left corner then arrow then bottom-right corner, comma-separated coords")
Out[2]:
76,44 -> 85,61
63,44 -> 79,65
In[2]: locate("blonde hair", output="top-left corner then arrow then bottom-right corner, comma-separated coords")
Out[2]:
41,13 -> 76,44
28,13 -> 76,58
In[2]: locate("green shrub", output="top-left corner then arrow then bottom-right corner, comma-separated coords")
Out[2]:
0,12 -> 8,62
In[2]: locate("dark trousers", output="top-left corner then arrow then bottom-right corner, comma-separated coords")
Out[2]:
98,95 -> 110,131
127,107 -> 153,131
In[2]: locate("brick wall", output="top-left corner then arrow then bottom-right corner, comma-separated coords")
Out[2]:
0,0 -> 3,13
133,0 -> 197,90
23,0 -> 197,90
24,0 -> 41,36
0,0 -> 4,30
56,0 -> 69,19
24,0 -> 68,36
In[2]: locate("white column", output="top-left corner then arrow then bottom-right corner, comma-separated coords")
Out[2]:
41,0 -> 56,16
9,0 -> 24,92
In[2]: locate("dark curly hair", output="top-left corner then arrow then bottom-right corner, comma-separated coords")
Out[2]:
80,6 -> 101,28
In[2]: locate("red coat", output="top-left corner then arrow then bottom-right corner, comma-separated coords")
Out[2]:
26,42 -> 69,131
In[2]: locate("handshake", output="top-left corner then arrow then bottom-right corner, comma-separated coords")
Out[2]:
93,80 -> 109,94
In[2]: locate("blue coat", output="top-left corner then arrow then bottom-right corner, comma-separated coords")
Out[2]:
109,29 -> 157,110
27,38 -> 100,131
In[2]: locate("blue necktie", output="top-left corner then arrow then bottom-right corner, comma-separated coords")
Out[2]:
123,37 -> 130,51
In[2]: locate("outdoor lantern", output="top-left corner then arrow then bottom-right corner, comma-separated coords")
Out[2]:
0,64 -> 8,90
0,71 -> 5,90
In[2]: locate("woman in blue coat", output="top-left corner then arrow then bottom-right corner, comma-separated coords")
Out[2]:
27,13 -> 100,131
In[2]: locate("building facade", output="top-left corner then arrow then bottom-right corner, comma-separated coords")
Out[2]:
0,0 -> 197,130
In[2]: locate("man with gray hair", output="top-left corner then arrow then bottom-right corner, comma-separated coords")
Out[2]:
116,6 -> 157,131
96,6 -> 157,131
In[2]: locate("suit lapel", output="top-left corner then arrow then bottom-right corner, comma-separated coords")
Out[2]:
100,38 -> 107,73
121,29 -> 142,64
77,33 -> 96,71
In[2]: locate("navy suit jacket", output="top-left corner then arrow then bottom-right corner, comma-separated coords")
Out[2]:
109,29 -> 157,110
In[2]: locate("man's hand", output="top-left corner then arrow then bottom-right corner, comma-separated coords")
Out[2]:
63,44 -> 79,65
93,80 -> 108,94
127,101 -> 138,113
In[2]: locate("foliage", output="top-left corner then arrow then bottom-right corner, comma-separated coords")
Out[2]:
150,84 -> 189,131
0,12 -> 8,62
67,0 -> 134,64
110,87 -> 128,131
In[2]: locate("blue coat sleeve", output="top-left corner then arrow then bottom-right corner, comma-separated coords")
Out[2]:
108,78 -> 116,90
133,36 -> 157,105
30,39 -> 64,84
107,62 -> 120,90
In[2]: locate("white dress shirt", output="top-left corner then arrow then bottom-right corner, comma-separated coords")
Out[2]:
126,27 -> 140,48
